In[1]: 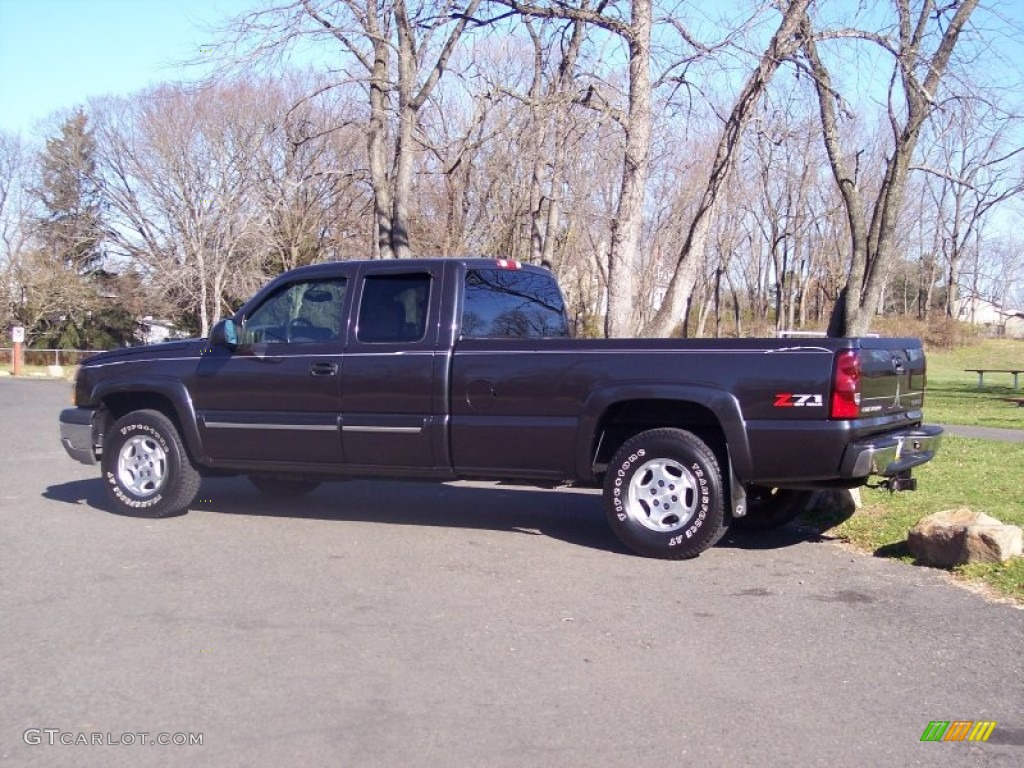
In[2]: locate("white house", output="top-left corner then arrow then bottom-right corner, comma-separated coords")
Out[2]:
955,297 -> 1024,338
136,316 -> 179,345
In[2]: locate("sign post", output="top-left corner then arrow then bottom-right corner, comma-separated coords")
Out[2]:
10,326 -> 24,376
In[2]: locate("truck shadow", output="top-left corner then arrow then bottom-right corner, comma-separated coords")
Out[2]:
42,477 -> 824,557
217,477 -> 630,555
43,476 -> 629,555
717,524 -> 829,551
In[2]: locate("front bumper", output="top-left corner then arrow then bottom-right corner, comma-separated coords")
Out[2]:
59,407 -> 98,465
840,424 -> 943,478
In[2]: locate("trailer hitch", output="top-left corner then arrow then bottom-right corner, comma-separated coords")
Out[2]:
875,470 -> 917,493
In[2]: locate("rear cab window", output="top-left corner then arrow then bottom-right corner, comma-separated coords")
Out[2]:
461,267 -> 569,338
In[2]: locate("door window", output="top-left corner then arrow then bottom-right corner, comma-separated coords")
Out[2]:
241,278 -> 347,345
357,273 -> 432,344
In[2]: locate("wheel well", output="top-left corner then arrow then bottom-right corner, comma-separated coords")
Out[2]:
97,392 -> 190,457
593,399 -> 728,478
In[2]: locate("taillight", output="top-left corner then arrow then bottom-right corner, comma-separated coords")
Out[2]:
495,259 -> 521,269
831,349 -> 861,419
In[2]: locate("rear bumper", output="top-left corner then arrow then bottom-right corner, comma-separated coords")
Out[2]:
59,407 -> 98,465
839,424 -> 943,478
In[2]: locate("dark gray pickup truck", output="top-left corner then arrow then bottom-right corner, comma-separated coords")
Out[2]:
59,258 -> 942,559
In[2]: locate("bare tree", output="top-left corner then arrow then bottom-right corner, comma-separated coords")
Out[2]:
489,0 -> 652,337
642,0 -> 811,337
216,0 -> 481,259
799,0 -> 981,337
0,131 -> 32,330
251,74 -> 369,271
96,84 -> 272,334
917,98 -> 1024,317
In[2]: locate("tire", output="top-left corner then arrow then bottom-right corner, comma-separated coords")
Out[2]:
248,475 -> 321,498
733,487 -> 813,530
604,428 -> 726,559
101,409 -> 200,518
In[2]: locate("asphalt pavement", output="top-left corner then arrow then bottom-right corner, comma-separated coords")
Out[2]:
1,377 -> 1021,767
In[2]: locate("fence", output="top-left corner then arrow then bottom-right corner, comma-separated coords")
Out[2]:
0,348 -> 100,368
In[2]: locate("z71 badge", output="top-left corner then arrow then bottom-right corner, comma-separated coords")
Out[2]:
773,393 -> 824,407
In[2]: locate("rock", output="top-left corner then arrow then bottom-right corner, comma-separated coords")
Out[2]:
807,488 -> 861,514
966,524 -> 1024,564
907,508 -> 1023,567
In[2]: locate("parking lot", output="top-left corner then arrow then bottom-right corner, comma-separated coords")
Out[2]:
1,376 -> 1021,767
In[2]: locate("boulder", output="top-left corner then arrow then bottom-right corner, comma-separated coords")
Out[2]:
807,487 -> 862,514
907,508 -> 1023,567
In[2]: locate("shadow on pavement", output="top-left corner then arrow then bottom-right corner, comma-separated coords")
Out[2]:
46,476 -> 631,556
717,523 -> 827,551
43,478 -> 109,509
43,476 -> 828,557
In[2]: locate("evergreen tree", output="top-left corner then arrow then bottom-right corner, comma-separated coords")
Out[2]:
34,109 -> 105,274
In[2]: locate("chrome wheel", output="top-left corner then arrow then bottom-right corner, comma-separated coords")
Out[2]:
625,458 -> 698,532
604,428 -> 725,560
116,435 -> 168,497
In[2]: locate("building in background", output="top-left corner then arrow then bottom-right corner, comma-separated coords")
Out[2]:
955,297 -> 1024,338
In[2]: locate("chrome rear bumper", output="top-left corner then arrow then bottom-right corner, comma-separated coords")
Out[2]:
840,424 -> 943,478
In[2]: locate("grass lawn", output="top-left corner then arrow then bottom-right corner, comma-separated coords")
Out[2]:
809,338 -> 1024,601
922,339 -> 1024,428
808,436 -> 1024,603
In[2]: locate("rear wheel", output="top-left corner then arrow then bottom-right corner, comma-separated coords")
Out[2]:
733,487 -> 812,530
248,475 -> 321,498
102,409 -> 200,518
604,428 -> 726,559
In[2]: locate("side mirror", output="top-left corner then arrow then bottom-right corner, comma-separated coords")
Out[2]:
209,318 -> 239,349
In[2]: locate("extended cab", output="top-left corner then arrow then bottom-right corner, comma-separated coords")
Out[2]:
59,258 -> 942,559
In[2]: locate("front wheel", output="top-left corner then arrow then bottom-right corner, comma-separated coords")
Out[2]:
603,428 -> 726,559
101,409 -> 200,518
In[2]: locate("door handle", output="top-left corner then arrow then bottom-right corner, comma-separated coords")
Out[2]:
309,361 -> 338,377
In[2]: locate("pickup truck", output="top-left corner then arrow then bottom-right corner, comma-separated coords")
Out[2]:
59,258 -> 942,559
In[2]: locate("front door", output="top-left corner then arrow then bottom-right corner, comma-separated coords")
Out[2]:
192,276 -> 349,466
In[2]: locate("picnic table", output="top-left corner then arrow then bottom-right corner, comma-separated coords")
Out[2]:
965,368 -> 1023,390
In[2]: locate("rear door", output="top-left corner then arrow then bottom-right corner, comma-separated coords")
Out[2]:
339,263 -> 449,471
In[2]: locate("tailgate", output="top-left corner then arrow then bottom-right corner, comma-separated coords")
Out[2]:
856,339 -> 926,418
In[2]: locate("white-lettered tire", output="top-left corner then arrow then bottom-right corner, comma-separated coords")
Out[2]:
248,475 -> 321,498
732,487 -> 813,530
101,409 -> 200,518
604,428 -> 726,559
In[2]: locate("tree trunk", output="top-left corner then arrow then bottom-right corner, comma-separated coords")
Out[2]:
806,0 -> 980,336
367,8 -> 393,259
643,0 -> 811,337
604,0 -> 652,338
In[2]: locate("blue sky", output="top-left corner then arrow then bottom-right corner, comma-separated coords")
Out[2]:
0,0 -> 256,136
